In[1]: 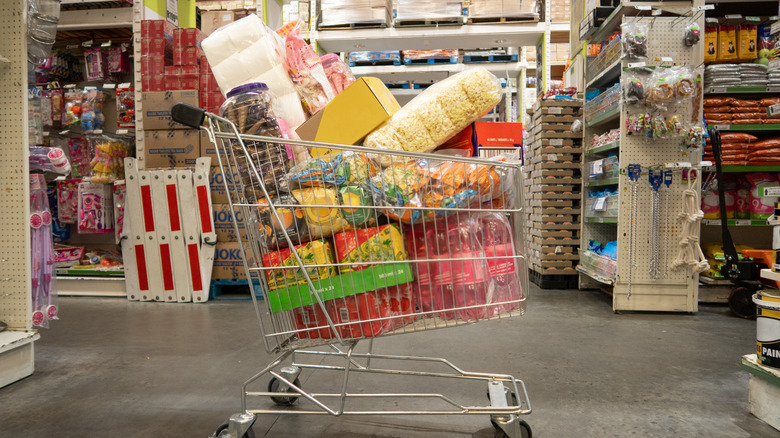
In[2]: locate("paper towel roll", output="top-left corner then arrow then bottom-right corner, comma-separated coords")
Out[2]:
211,52 -> 255,95
276,92 -> 307,129
256,64 -> 297,95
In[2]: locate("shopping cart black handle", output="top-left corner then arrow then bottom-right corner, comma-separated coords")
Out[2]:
171,103 -> 206,129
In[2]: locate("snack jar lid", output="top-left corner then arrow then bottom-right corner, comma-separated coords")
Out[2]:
226,82 -> 268,98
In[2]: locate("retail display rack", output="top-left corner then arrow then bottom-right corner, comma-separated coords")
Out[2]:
578,2 -> 706,312
697,1 -> 780,304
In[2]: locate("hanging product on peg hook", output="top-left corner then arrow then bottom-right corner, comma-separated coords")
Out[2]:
648,169 -> 664,280
662,170 -> 674,279
626,164 -> 642,300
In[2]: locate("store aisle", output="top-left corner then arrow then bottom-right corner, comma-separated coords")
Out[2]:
0,288 -> 776,438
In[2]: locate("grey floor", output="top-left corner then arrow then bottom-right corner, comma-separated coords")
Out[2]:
1,287 -> 778,438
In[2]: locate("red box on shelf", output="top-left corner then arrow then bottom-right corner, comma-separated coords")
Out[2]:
199,93 -> 209,111
173,28 -> 199,49
145,74 -> 165,92
199,74 -> 209,91
140,56 -> 166,76
165,76 -> 182,90
181,77 -> 199,90
208,92 -> 225,112
141,19 -> 175,39
199,56 -> 213,75
180,65 -> 199,78
141,37 -> 171,58
164,65 -> 181,77
174,47 -> 200,66
208,75 -> 219,92
472,122 -> 523,148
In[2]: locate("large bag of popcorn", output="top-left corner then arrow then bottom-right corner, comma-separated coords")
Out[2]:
364,67 -> 502,159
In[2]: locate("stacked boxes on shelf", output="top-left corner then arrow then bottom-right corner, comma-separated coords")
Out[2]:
523,98 -> 583,288
140,20 -> 224,170
318,0 -> 392,29
395,0 -> 464,23
550,0 -> 571,23
468,0 -> 537,21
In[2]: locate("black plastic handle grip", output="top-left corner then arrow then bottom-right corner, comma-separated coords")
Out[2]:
171,103 -> 206,129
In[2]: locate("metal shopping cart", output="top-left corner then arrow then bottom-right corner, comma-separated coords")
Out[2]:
172,103 -> 532,438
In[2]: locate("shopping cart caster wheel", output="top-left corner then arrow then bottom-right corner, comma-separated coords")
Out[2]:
490,419 -> 532,438
214,422 -> 255,438
268,376 -> 301,406
728,287 -> 757,319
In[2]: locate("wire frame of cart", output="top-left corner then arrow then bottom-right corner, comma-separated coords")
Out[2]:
174,104 -> 532,438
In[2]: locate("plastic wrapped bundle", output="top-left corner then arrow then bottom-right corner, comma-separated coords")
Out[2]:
285,25 -> 335,115
396,1 -> 463,20
320,54 -> 356,95
202,14 -> 306,128
364,67 -> 501,159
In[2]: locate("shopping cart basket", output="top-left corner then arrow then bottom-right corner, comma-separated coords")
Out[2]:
172,103 -> 532,438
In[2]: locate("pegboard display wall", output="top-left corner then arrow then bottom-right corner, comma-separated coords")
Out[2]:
613,16 -> 704,311
0,0 -> 32,330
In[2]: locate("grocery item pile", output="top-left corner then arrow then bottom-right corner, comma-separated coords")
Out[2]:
198,14 -> 524,341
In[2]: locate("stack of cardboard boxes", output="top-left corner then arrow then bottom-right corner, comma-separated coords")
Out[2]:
550,0 -> 571,23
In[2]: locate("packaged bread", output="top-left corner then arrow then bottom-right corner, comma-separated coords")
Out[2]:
291,187 -> 350,238
364,67 -> 501,160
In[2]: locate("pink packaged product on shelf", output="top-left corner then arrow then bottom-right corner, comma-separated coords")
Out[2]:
285,25 -> 335,115
113,181 -> 126,245
56,179 -> 80,224
67,137 -> 92,178
320,53 -> 356,96
29,174 -> 58,328
107,46 -> 130,74
77,180 -> 114,234
735,176 -> 751,219
746,172 -> 780,220
84,47 -> 108,81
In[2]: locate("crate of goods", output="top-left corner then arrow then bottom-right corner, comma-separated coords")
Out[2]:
319,0 -> 391,29
349,51 -> 401,66
584,83 -> 620,122
468,0 -> 538,22
523,98 -> 584,285
401,49 -> 459,65
395,0 -> 465,25
550,0 -> 570,23
463,49 -> 519,64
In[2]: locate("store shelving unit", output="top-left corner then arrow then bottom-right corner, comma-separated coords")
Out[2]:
578,3 -> 705,312
696,2 -> 780,299
0,0 -> 41,389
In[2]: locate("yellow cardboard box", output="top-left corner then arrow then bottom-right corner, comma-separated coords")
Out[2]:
295,77 -> 400,157
143,129 -> 201,168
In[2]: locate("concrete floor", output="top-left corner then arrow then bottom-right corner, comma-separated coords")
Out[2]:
1,287 -> 777,437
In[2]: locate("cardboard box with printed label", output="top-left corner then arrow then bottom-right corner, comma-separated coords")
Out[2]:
212,241 -> 247,280
143,129 -> 201,168
141,90 -> 200,130
202,11 -> 237,35
295,77 -> 400,157
209,165 -> 242,204
212,203 -> 246,242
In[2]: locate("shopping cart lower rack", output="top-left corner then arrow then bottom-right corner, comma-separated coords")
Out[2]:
172,104 -> 532,438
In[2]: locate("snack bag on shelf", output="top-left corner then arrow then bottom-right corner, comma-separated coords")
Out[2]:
718,25 -> 738,61
364,67 -> 502,159
746,172 -> 779,220
285,23 -> 335,115
320,54 -> 356,95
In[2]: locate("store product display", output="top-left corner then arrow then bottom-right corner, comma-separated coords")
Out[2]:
671,171 -> 708,274
30,174 -> 58,327
621,21 -> 649,59
703,97 -> 780,126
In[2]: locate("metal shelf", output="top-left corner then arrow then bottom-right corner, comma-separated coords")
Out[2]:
706,86 -> 780,94
587,177 -> 619,187
585,58 -> 622,90
702,219 -> 772,226
585,141 -> 620,156
710,124 -> 780,132
576,265 -> 615,286
58,6 -> 133,30
57,276 -> 127,297
585,107 -> 620,128
584,216 -> 618,224
704,165 -> 780,172
351,62 -> 528,81
313,23 -> 547,52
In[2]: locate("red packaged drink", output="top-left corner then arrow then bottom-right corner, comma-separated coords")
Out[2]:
476,212 -> 522,315
174,27 -> 200,50
180,65 -> 199,79
292,304 -> 333,340
405,223 -> 439,315
181,77 -> 199,90
332,224 -> 415,328
165,76 -> 181,91
429,217 -> 490,321
327,291 -> 390,339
